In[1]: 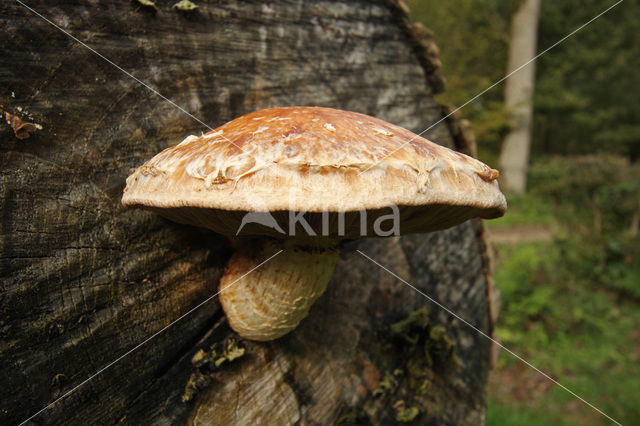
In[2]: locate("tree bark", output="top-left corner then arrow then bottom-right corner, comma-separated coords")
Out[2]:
499,0 -> 541,194
1,1 -> 492,424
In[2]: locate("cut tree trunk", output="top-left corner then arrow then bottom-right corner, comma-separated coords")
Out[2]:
499,0 -> 541,194
1,1 -> 493,425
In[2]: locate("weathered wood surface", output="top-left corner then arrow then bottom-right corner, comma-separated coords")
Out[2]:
1,1 -> 491,424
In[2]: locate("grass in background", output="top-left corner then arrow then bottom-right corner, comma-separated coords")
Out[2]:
486,156 -> 640,425
406,1 -> 639,422
484,192 -> 555,229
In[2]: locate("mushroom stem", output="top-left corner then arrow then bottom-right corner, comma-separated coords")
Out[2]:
218,240 -> 340,341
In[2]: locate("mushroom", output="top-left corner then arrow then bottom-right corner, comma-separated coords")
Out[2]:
122,106 -> 506,341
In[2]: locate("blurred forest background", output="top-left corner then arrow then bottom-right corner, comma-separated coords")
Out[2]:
409,0 -> 639,424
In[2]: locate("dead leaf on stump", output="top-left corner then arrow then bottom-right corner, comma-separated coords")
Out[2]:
4,111 -> 43,140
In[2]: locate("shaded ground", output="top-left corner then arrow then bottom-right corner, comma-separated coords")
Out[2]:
487,225 -> 554,245
485,220 -> 639,425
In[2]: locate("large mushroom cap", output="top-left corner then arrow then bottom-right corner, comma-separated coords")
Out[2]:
122,106 -> 506,238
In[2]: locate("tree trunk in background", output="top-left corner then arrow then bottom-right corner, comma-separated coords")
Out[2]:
499,0 -> 541,194
1,1 -> 494,424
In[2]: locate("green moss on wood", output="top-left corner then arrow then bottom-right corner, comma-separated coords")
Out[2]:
394,401 -> 420,423
388,307 -> 457,374
182,371 -> 210,403
192,339 -> 245,369
136,0 -> 158,10
336,405 -> 370,425
182,339 -> 246,403
372,372 -> 395,397
375,308 -> 459,405
173,0 -> 199,11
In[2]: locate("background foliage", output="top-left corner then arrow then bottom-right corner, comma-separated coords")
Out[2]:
409,0 -> 640,164
534,0 -> 640,160
408,0 -> 639,424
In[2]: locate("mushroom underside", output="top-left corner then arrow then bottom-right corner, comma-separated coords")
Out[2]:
142,204 -> 501,242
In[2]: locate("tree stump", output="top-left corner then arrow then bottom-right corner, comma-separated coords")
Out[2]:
1,1 -> 493,424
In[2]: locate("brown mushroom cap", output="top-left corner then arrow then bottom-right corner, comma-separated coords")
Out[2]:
122,106 -> 506,238
122,107 -> 508,341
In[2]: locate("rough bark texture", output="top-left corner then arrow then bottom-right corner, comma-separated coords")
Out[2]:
499,0 -> 541,194
1,1 -> 491,424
